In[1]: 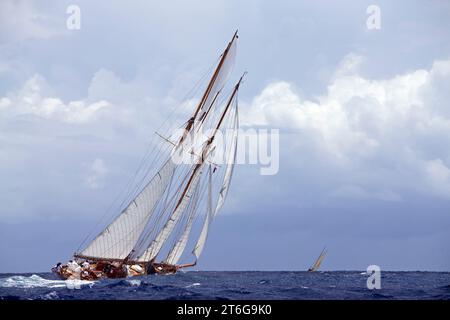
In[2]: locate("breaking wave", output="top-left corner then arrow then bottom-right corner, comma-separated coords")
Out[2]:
0,274 -> 94,289
1,271 -> 448,300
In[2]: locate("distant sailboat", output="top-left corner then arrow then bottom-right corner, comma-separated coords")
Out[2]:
52,31 -> 244,280
307,247 -> 327,272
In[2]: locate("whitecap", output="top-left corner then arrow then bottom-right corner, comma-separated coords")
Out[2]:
41,291 -> 59,300
126,279 -> 141,287
185,282 -> 201,288
0,274 -> 94,289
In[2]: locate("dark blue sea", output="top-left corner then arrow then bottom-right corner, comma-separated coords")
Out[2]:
0,271 -> 449,300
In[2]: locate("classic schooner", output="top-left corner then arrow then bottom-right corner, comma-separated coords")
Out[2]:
307,247 -> 327,272
53,31 -> 244,280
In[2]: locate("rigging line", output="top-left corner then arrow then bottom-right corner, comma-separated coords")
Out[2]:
155,56 -> 220,137
86,74 -> 240,259
76,58 -> 218,253
116,140 -> 172,217
117,138 -> 167,205
77,129 -> 168,253
123,134 -> 171,199
123,76 -> 224,212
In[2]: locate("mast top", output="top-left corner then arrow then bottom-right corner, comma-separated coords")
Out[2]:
232,29 -> 239,40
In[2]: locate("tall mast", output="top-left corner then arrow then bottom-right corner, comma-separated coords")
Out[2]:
178,30 -> 238,145
139,74 -> 245,262
172,73 -> 244,232
187,73 -> 244,205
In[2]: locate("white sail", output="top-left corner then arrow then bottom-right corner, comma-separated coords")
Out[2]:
310,248 -> 327,271
164,208 -> 196,265
198,35 -> 237,115
164,191 -> 200,265
216,113 -> 238,214
165,166 -> 211,265
192,166 -> 214,260
193,112 -> 239,259
79,158 -> 176,260
137,165 -> 204,262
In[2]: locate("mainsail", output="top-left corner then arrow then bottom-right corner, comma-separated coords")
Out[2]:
77,158 -> 176,260
74,31 -> 242,270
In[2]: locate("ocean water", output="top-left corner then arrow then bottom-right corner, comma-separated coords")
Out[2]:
0,271 -> 449,300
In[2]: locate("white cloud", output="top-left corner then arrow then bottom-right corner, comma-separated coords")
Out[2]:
0,69 -> 189,222
0,1 -> 64,43
242,56 -> 450,199
85,158 -> 108,189
1,74 -> 110,123
1,52 -> 450,225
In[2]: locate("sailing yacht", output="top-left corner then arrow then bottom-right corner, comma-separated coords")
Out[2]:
53,31 -> 244,280
307,247 -> 327,272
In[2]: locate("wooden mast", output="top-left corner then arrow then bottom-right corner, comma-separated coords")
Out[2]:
178,30 -> 238,145
149,74 -> 245,272
172,73 -> 244,222
58,33 -> 243,280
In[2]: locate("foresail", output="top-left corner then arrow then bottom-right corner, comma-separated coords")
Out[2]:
79,158 -> 176,260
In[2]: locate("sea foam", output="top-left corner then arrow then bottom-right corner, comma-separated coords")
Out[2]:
0,274 -> 94,289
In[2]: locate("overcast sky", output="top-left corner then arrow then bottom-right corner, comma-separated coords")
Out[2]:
1,0 -> 450,273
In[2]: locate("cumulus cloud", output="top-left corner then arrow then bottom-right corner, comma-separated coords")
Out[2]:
0,69 -> 194,222
242,55 -> 450,200
1,74 -> 110,123
1,52 -> 450,225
